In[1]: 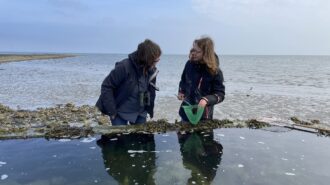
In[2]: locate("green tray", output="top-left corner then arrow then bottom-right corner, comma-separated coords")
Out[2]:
182,105 -> 205,125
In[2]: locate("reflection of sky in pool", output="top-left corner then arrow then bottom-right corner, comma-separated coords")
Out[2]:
1,128 -> 330,185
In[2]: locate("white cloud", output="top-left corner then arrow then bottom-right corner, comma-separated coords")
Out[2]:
189,0 -> 330,55
191,0 -> 330,23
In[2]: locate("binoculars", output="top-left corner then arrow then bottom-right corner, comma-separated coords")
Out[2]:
139,92 -> 151,107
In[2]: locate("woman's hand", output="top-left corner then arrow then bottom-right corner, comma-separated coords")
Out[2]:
198,99 -> 208,107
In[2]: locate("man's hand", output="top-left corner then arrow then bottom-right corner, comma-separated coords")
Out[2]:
110,114 -> 116,120
177,92 -> 185,100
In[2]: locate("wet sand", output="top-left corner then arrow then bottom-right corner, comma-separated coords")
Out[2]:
0,54 -> 75,64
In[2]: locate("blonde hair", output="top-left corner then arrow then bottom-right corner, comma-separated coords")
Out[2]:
194,37 -> 218,75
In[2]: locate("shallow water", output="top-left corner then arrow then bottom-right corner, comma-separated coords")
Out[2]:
0,54 -> 329,123
1,128 -> 330,185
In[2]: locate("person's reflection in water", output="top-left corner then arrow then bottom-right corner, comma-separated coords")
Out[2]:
97,133 -> 156,185
177,130 -> 223,185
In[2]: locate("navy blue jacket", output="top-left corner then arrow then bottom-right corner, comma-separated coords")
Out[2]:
179,60 -> 225,120
96,52 -> 157,118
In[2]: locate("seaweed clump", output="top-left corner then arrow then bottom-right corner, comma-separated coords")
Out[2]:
290,117 -> 320,126
318,129 -> 330,137
45,125 -> 94,139
2,102 -> 330,139
246,119 -> 270,129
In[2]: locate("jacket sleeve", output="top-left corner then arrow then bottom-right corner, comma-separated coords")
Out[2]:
178,62 -> 189,94
204,69 -> 225,106
99,62 -> 127,116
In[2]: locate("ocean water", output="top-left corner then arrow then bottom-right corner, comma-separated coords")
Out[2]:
0,54 -> 329,124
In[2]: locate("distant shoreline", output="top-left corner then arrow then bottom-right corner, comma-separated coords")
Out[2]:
0,54 -> 76,64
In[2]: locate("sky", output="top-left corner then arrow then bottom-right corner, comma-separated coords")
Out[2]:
0,0 -> 330,55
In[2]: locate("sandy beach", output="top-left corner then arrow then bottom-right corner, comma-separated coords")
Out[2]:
0,54 -> 75,64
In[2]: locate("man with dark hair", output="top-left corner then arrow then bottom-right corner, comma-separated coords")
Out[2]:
96,39 -> 161,125
97,134 -> 156,185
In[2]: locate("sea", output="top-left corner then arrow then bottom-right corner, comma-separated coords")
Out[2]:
0,54 -> 329,123
0,54 -> 330,185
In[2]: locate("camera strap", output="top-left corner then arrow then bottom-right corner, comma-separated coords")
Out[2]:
149,69 -> 159,91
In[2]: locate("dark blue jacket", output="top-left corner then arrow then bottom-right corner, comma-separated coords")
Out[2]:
96,52 -> 157,118
179,60 -> 225,120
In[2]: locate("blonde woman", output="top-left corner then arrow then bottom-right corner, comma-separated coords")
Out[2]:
178,37 -> 225,122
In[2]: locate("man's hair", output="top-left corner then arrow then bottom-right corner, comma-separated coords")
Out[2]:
136,39 -> 161,72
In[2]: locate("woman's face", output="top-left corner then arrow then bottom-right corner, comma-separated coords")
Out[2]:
151,56 -> 160,68
189,43 -> 203,61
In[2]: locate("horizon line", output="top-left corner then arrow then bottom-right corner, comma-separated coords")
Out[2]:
1,51 -> 330,57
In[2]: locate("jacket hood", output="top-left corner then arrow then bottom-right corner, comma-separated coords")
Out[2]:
128,51 -> 157,75
128,51 -> 138,63
128,51 -> 142,75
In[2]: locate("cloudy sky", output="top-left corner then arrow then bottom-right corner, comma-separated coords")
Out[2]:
0,0 -> 329,55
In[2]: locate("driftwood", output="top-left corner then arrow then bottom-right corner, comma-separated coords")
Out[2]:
1,103 -> 329,139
